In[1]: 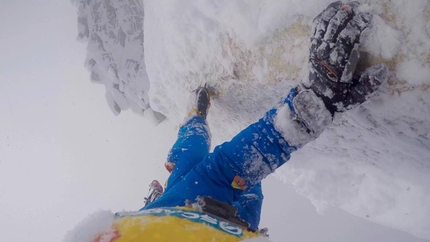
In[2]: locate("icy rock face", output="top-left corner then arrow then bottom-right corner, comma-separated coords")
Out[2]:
71,0 -> 165,121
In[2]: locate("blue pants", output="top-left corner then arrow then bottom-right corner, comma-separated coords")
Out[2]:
143,89 -> 299,230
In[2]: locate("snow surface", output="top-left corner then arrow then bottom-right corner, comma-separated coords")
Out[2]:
64,210 -> 115,242
71,0 -> 430,241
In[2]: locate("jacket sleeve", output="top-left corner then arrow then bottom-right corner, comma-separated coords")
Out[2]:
214,87 -> 332,191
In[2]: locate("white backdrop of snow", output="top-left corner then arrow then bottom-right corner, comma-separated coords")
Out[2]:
73,0 -> 430,240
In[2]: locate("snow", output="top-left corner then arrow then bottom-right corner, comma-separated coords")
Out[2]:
71,0 -> 151,116
64,210 -> 115,242
363,15 -> 401,60
69,0 -> 430,241
396,59 -> 430,86
0,0 -> 426,241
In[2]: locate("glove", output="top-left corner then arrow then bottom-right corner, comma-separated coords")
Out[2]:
304,1 -> 388,116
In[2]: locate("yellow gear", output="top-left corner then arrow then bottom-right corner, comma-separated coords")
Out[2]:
96,207 -> 263,242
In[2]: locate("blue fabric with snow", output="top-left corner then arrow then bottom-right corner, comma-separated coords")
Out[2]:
164,116 -> 211,190
143,88 -> 298,230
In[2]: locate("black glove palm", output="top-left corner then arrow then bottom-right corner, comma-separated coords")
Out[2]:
305,1 -> 388,116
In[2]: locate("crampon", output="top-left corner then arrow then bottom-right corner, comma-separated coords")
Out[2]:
144,180 -> 164,206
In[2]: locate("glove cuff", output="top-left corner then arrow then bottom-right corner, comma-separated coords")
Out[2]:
292,86 -> 332,136
274,86 -> 332,148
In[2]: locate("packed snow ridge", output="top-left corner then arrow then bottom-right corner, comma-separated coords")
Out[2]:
72,0 -> 430,240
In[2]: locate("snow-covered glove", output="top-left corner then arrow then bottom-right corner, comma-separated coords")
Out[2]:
304,1 -> 388,116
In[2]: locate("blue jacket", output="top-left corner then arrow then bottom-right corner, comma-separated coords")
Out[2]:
142,88 -> 328,230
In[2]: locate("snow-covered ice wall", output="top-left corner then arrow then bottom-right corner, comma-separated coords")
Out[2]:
73,0 -> 430,240
71,0 -> 165,123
